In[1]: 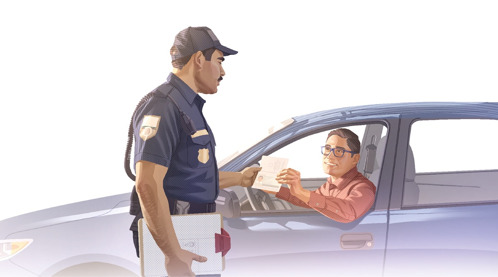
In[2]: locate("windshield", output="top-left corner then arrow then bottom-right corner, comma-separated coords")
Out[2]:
217,118 -> 295,168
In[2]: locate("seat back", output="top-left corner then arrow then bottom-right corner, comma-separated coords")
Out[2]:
368,137 -> 420,206
368,136 -> 387,187
403,146 -> 419,206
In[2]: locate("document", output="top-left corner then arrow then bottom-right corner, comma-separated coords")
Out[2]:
251,155 -> 289,192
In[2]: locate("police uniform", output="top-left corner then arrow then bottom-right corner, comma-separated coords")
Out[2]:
127,27 -> 237,277
130,73 -> 219,254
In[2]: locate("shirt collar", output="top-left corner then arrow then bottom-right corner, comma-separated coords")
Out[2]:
328,167 -> 360,190
167,73 -> 205,106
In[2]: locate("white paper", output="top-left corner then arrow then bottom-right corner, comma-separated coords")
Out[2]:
252,155 -> 289,192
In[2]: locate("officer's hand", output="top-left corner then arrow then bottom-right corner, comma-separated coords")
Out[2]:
165,249 -> 207,277
240,167 -> 262,187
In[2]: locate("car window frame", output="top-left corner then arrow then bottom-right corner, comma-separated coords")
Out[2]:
390,117 -> 498,211
237,118 -> 398,217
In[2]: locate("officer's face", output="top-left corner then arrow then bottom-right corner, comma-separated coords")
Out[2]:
196,49 -> 225,94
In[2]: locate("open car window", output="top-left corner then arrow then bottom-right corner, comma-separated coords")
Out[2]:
240,123 -> 387,213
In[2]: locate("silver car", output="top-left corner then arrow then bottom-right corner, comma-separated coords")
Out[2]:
1,102 -> 497,276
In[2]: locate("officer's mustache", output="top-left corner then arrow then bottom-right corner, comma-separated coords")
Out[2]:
218,76 -> 223,82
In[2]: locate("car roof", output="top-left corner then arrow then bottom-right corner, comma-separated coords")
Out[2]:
294,102 -> 498,122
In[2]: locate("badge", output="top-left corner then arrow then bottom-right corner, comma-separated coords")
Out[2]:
140,115 -> 160,141
198,148 -> 210,164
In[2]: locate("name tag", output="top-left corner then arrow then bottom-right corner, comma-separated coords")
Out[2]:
191,129 -> 209,138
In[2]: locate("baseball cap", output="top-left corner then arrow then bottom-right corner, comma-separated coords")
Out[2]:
171,26 -> 238,61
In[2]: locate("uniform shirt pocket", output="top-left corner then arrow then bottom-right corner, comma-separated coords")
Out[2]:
187,133 -> 214,168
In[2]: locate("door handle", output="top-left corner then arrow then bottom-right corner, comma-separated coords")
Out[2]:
340,233 -> 374,250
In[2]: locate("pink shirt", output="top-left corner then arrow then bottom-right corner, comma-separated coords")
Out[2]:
276,167 -> 376,223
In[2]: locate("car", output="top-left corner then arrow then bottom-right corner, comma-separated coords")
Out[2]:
1,102 -> 497,277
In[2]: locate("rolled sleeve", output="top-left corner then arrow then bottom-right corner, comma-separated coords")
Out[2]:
134,152 -> 171,168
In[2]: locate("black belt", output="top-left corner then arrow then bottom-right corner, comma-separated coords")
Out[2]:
169,197 -> 217,214
130,198 -> 216,231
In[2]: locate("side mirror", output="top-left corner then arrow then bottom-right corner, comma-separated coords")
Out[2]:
215,189 -> 241,218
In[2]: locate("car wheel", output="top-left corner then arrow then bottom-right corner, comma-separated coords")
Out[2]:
52,262 -> 137,277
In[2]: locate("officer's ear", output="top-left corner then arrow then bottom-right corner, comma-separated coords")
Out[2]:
191,51 -> 206,71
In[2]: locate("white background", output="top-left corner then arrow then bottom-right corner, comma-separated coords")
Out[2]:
1,0 -> 497,221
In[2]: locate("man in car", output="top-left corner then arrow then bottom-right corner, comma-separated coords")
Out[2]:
130,26 -> 260,277
267,128 -> 376,223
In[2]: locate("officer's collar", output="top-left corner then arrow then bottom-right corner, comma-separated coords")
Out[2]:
167,73 -> 204,105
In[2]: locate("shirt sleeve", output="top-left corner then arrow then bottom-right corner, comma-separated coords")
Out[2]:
275,187 -> 312,209
133,97 -> 181,168
308,183 -> 376,223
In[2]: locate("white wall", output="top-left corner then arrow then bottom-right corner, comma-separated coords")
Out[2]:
1,0 -> 497,220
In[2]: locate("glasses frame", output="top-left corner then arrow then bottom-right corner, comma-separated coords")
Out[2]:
321,145 -> 358,158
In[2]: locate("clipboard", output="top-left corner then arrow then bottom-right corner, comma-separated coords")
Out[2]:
138,213 -> 228,276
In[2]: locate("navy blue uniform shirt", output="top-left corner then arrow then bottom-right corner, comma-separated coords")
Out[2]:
133,73 -> 219,203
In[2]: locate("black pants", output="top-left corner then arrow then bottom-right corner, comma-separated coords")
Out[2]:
131,199 -> 219,276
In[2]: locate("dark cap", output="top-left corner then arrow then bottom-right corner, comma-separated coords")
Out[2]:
171,26 -> 238,61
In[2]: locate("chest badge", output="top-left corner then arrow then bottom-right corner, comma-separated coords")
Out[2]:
198,148 -> 210,164
140,115 -> 160,141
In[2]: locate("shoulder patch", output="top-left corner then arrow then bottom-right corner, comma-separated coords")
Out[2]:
140,115 -> 161,141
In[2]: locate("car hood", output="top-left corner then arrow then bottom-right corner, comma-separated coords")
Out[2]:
0,193 -> 130,239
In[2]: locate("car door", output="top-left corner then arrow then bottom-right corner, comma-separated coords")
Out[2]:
384,118 -> 498,277
222,120 -> 397,277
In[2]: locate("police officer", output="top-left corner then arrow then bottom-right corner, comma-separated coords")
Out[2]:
129,27 -> 260,277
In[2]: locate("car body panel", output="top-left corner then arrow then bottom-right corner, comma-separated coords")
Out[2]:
222,211 -> 388,277
0,194 -> 137,276
384,203 -> 498,276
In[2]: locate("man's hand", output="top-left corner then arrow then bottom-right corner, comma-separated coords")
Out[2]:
276,168 -> 311,203
276,168 -> 303,195
165,249 -> 207,277
240,167 -> 262,187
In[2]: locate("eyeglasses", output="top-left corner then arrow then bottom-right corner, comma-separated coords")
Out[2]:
321,145 -> 357,158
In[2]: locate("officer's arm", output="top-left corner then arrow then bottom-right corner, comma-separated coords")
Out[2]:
135,161 -> 181,256
219,171 -> 242,189
219,167 -> 262,189
136,160 -> 207,276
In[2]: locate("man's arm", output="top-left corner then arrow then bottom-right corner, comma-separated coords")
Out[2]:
135,160 -> 206,277
258,169 -> 311,209
275,168 -> 375,223
271,187 -> 312,209
305,184 -> 375,223
219,167 -> 261,189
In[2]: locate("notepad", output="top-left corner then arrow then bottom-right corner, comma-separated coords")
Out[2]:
139,213 -> 225,276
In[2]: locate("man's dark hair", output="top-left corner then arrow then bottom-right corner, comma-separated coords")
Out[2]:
327,128 -> 360,154
170,47 -> 217,69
